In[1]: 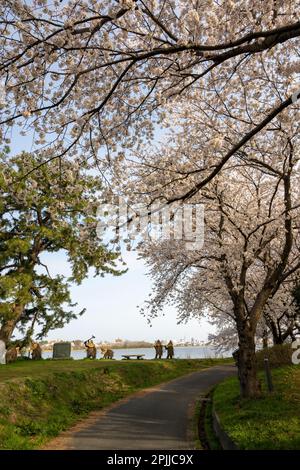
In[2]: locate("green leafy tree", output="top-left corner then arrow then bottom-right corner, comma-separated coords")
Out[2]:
0,150 -> 121,346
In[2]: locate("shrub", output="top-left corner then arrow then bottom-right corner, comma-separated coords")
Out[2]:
256,344 -> 292,369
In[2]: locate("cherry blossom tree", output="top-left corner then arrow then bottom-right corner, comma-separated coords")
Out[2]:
1,1 -> 300,396
137,133 -> 300,397
207,314 -> 268,352
263,280 -> 300,345
1,0 -> 300,190
208,280 -> 300,352
93,45 -> 300,398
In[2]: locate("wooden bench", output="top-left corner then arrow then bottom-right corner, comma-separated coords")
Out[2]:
121,354 -> 145,360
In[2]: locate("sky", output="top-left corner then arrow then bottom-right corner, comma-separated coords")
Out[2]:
38,249 -> 213,344
7,107 -> 214,345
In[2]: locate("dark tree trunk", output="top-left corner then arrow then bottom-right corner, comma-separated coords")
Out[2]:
0,320 -> 16,346
262,329 -> 269,349
237,324 -> 261,398
0,304 -> 24,346
272,336 -> 284,345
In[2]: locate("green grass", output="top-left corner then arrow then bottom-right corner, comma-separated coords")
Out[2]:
213,364 -> 300,450
204,394 -> 222,450
0,357 -> 232,383
0,357 -> 230,449
193,398 -> 202,449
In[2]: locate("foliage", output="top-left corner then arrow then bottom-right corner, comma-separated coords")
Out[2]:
256,344 -> 292,369
1,0 -> 300,188
136,147 -> 300,396
0,150 -> 122,343
213,365 -> 300,450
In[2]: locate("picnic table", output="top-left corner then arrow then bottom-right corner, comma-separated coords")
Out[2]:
121,354 -> 145,360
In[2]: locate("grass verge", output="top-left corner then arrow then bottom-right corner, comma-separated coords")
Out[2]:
197,390 -> 222,450
193,398 -> 202,449
204,393 -> 222,450
0,358 -> 230,449
213,364 -> 300,450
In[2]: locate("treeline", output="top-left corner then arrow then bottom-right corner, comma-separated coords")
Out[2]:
109,341 -> 153,349
40,340 -> 155,350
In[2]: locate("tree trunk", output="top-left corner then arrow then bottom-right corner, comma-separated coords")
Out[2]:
262,329 -> 268,349
237,325 -> 261,398
272,336 -> 284,345
0,304 -> 24,346
0,319 -> 16,346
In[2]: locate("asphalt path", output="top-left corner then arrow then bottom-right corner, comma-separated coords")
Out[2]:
46,364 -> 236,450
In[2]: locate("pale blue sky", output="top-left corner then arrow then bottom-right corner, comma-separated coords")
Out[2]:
39,250 -> 211,343
8,118 -> 213,344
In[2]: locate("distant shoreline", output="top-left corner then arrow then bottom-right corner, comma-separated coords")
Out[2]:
41,345 -> 207,352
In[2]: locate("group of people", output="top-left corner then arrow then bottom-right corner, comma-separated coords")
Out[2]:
154,340 -> 174,359
2,338 -> 175,364
84,338 -> 175,360
84,337 -> 114,360
1,341 -> 42,364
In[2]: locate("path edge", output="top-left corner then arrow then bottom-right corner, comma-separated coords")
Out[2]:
42,364 -> 234,450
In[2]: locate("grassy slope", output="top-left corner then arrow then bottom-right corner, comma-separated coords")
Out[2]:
204,395 -> 222,450
0,358 -> 230,449
0,357 -> 231,383
213,365 -> 300,450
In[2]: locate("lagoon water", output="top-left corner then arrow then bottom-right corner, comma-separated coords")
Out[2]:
42,346 -> 225,360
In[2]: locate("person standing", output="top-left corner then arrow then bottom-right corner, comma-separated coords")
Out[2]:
165,340 -> 174,359
154,340 -> 163,359
31,342 -> 42,360
84,336 -> 97,359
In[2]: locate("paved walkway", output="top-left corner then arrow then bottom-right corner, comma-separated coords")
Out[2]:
46,364 -> 236,450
